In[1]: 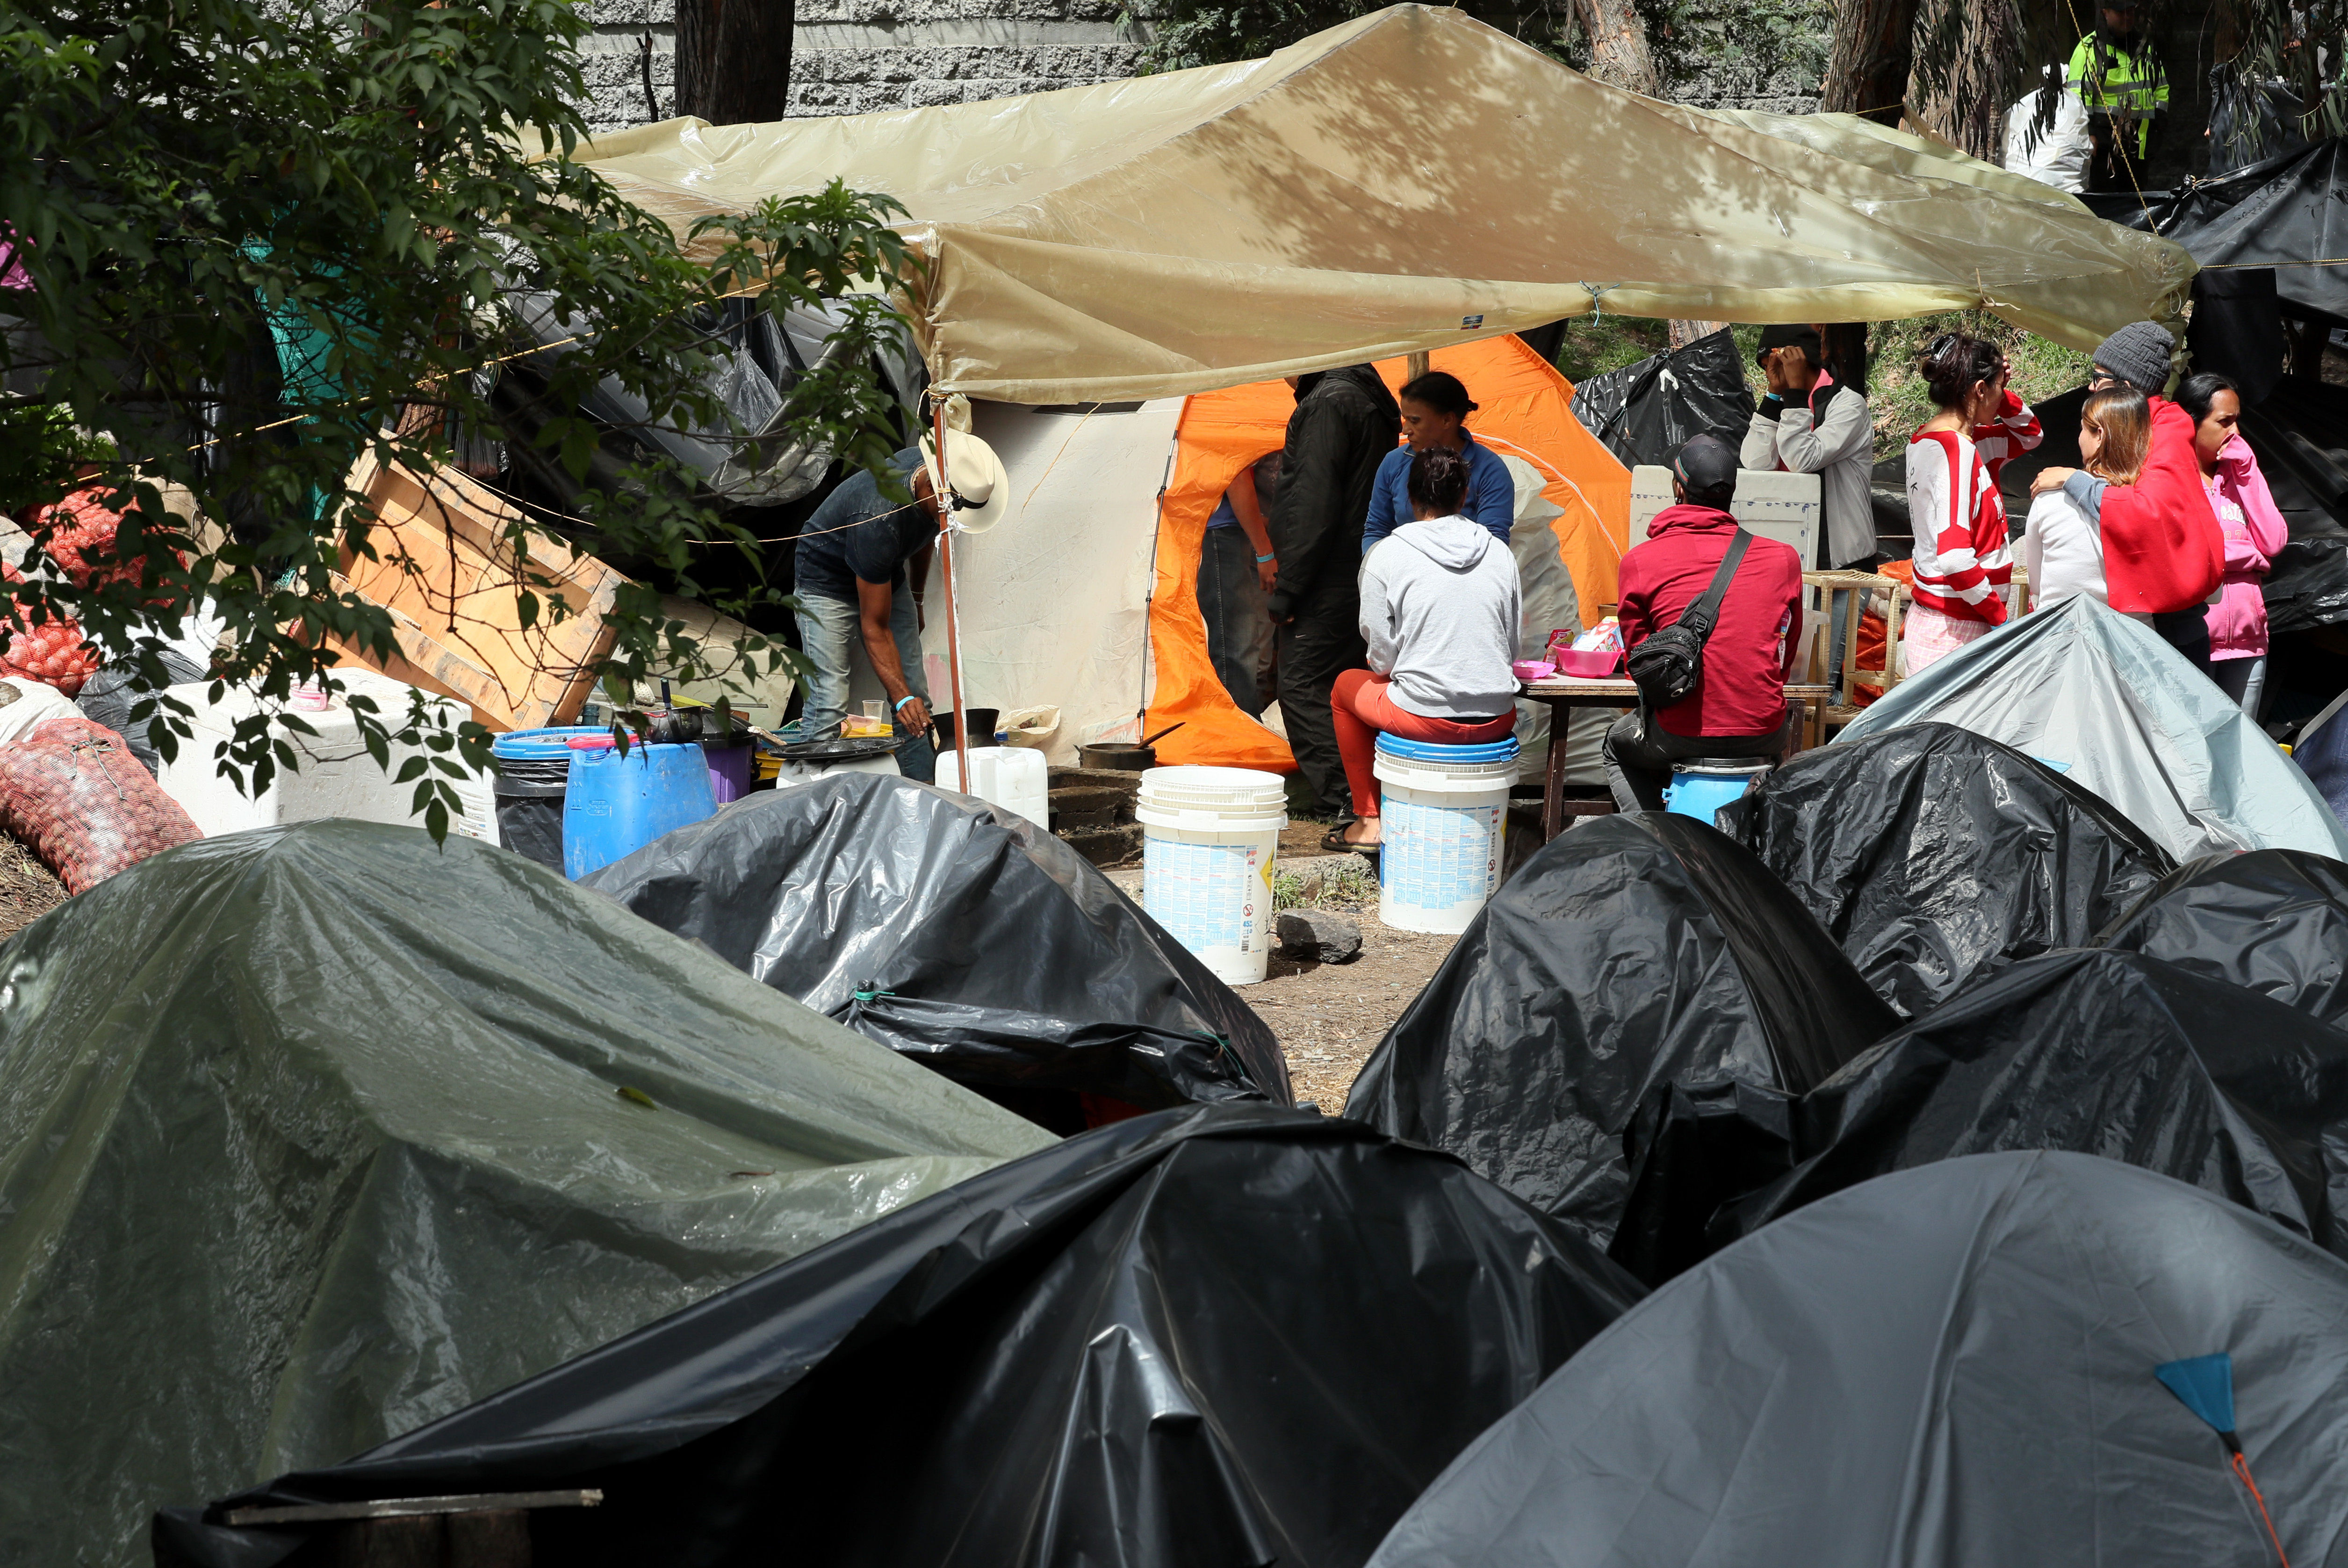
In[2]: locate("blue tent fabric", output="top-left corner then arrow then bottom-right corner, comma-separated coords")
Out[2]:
1837,595 -> 2348,863
1369,1152 -> 2348,1568
2157,1353 -> 2239,1439
2297,690 -> 2348,827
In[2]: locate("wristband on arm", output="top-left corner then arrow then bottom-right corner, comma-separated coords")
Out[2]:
894,695 -> 918,712
1256,552 -> 1275,563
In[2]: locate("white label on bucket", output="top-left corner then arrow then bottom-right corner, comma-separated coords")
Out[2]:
1383,795 -> 1504,908
1144,837 -> 1260,954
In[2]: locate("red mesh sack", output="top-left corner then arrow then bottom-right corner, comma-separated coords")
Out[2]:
0,584 -> 101,698
0,714 -> 202,892
0,487 -> 189,698
23,487 -> 183,593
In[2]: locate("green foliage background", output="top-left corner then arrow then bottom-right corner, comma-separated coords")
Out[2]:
1,0 -> 917,835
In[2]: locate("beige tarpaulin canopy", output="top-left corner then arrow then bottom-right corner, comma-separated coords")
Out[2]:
569,4 -> 2193,404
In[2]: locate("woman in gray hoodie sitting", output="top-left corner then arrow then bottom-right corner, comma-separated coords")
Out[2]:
1327,445 -> 1522,853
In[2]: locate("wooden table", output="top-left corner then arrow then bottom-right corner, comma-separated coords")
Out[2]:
1517,679 -> 1838,842
1519,677 -> 1639,841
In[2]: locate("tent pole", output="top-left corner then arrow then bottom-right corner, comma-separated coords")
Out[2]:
1406,350 -> 1429,381
933,399 -> 972,789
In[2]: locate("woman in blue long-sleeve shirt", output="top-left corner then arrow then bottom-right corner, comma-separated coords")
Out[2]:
1361,371 -> 1517,552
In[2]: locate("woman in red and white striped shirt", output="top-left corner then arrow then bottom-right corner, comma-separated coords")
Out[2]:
1903,334 -> 2018,675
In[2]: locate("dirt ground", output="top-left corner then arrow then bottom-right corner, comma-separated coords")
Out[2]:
0,832 -> 66,942
1108,853 -> 1457,1116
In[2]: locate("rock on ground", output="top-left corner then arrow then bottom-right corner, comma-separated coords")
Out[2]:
1277,908 -> 1362,964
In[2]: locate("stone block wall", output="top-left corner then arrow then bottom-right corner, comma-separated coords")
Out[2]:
576,0 -> 1157,131
574,0 -> 1835,133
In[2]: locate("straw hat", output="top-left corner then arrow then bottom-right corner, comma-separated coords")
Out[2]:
919,427 -> 1010,535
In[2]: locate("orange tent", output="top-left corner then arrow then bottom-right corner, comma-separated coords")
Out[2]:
1147,334 -> 1631,771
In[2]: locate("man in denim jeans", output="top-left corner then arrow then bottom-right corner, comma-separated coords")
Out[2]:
791,429 -> 1008,784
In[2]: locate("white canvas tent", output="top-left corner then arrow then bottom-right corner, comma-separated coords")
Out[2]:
878,417 -> 1608,782
562,5 -> 2195,405
828,400 -> 1178,765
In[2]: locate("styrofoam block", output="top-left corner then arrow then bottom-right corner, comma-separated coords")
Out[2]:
1631,464 -> 1822,570
156,668 -> 497,843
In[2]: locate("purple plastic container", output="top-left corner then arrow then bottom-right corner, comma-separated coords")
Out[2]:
703,742 -> 754,804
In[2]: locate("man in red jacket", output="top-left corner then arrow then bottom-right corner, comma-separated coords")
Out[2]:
2029,321 -> 2225,673
1604,437 -> 1806,812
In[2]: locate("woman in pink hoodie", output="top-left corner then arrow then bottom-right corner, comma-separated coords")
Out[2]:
2177,372 -> 2288,716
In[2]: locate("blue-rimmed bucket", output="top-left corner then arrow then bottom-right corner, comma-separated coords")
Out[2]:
1663,759 -> 1773,823
561,736 -> 718,879
1373,733 -> 1521,933
489,727 -> 604,872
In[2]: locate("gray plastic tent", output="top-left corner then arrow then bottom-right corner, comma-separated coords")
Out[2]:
1837,594 -> 2348,862
0,822 -> 1050,1568
1371,1151 -> 2348,1568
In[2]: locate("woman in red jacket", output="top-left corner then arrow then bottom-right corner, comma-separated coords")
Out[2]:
2029,322 -> 2225,674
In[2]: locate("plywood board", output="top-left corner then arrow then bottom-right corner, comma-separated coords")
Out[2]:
337,452 -> 626,732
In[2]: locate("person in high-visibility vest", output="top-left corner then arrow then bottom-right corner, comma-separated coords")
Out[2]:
2067,0 -> 2170,191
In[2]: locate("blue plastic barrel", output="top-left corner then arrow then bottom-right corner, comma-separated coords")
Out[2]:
1662,760 -> 1773,822
561,738 -> 718,879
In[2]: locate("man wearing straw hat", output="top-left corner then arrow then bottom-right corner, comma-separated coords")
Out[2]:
791,429 -> 1008,783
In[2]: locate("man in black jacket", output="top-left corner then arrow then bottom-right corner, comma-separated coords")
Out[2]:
1266,363 -> 1402,814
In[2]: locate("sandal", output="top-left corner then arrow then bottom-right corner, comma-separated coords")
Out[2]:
1320,827 -> 1381,859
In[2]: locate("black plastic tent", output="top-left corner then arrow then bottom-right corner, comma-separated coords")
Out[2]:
160,1104 -> 1644,1568
2096,848 -> 2348,1031
1371,1151 -> 2348,1568
1344,813 -> 1895,1246
0,821 -> 1050,1568
583,776 -> 1288,1128
1568,326 -> 1753,470
1612,947 -> 2348,1284
1715,723 -> 2175,1018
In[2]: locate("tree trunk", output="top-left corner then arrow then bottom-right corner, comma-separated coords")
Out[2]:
1669,319 -> 1728,352
1820,0 -> 1918,125
1571,0 -> 1660,98
674,0 -> 794,126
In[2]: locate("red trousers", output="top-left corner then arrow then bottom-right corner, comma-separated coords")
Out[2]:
1330,669 -> 1517,818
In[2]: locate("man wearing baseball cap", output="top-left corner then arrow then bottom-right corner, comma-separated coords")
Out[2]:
2029,321 -> 2223,672
1602,436 -> 1806,812
1742,323 -> 1876,570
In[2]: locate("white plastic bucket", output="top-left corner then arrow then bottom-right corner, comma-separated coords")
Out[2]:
937,745 -> 1051,829
1374,734 -> 1520,934
1136,765 -> 1288,985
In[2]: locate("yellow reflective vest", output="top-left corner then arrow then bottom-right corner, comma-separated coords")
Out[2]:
2067,32 -> 2170,155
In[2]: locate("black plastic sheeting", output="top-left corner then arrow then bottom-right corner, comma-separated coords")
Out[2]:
583,776 -> 1288,1128
74,647 -> 210,775
1569,327 -> 1754,470
2096,848 -> 2348,1031
2084,139 -> 2348,325
1343,813 -> 1896,1247
162,1104 -> 1646,1568
1371,1151 -> 2348,1568
2247,381 -> 2348,637
1714,724 -> 2175,1018
1610,948 -> 2348,1286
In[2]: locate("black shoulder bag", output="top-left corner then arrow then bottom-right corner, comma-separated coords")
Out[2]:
1626,529 -> 1755,711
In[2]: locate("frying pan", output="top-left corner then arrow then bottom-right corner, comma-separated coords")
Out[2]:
1079,723 -> 1183,772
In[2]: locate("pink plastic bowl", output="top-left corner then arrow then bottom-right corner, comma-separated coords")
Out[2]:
1554,648 -> 1622,678
1512,659 -> 1556,683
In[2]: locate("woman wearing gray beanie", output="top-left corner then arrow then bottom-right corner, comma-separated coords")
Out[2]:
2030,321 -> 2226,674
